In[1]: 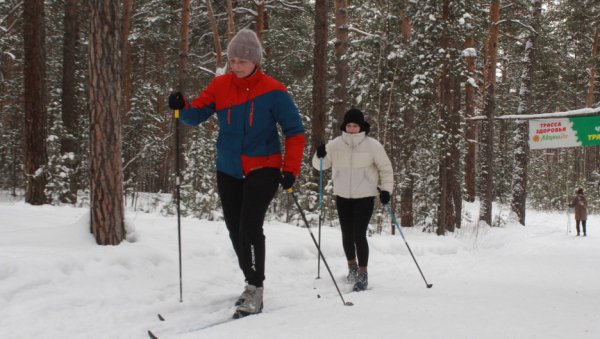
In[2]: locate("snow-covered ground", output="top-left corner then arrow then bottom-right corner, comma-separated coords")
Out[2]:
1,194 -> 599,339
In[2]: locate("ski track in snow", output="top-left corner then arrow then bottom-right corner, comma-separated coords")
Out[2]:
1,200 -> 599,339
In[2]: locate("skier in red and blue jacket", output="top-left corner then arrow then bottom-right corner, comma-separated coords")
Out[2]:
168,29 -> 305,318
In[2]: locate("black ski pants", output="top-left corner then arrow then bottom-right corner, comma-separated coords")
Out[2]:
217,168 -> 280,287
336,196 -> 375,267
576,220 -> 587,235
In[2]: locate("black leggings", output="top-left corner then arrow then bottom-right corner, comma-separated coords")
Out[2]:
217,168 -> 279,287
576,220 -> 587,235
336,196 -> 375,267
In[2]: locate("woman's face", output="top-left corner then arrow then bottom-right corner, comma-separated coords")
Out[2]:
229,57 -> 256,78
345,122 -> 361,134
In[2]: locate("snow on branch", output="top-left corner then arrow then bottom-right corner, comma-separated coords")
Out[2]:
348,26 -> 379,39
233,7 -> 258,16
496,19 -> 537,35
468,107 -> 600,121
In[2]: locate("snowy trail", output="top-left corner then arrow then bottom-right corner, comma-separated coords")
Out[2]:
1,201 -> 599,339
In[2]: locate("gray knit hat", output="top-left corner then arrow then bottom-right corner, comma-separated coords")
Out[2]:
227,29 -> 263,65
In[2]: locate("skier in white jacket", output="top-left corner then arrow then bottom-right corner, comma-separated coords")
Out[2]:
312,108 -> 394,291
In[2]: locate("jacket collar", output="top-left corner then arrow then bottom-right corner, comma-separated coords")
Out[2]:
230,67 -> 263,90
341,131 -> 366,147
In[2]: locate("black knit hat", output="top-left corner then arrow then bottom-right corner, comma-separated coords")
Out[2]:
340,108 -> 370,134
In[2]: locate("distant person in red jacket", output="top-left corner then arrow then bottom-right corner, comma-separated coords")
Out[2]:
168,29 -> 305,318
569,187 -> 588,236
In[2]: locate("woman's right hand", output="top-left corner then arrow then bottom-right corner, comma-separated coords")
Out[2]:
168,92 -> 185,110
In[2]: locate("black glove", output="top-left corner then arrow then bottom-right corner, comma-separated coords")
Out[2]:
168,92 -> 186,110
379,190 -> 390,204
316,143 -> 327,159
280,171 -> 296,190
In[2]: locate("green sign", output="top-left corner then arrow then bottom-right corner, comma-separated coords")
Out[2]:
529,116 -> 600,149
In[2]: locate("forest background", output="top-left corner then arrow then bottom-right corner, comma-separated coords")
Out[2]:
1,0 -> 599,243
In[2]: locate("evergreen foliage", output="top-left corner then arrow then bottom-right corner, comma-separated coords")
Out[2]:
1,0 -> 600,229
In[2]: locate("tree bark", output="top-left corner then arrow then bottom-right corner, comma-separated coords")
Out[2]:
60,0 -> 81,204
479,0 -> 500,226
205,0 -> 224,70
89,0 -> 125,245
121,0 -> 133,126
256,1 -> 265,43
511,0 -> 541,226
437,0 -> 462,234
333,0 -> 349,135
586,22 -> 600,108
400,106 -> 415,228
178,0 -> 191,93
464,36 -> 477,202
226,0 -> 235,42
23,0 -> 48,205
585,21 -> 600,182
311,0 -> 328,153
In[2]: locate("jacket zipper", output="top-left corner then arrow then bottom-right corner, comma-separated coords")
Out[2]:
249,101 -> 254,127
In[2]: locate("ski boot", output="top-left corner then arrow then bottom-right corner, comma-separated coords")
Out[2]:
233,285 -> 263,319
353,271 -> 368,292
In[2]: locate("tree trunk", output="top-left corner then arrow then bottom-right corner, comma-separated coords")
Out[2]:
333,0 -> 349,135
312,0 -> 328,153
437,0 -> 462,234
178,0 -> 191,93
89,0 -> 125,245
205,0 -> 224,71
121,0 -> 133,125
479,0 -> 500,226
23,0 -> 48,205
226,0 -> 235,42
256,1 -> 265,43
1,48 -> 20,196
585,22 -> 600,182
586,22 -> 600,108
464,36 -> 477,202
60,0 -> 81,204
400,107 -> 415,228
511,0 -> 541,226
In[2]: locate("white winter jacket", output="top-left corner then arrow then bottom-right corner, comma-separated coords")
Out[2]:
312,132 -> 394,199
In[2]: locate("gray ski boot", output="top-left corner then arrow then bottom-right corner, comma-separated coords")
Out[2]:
233,285 -> 263,319
347,264 -> 359,283
353,271 -> 368,291
235,285 -> 254,306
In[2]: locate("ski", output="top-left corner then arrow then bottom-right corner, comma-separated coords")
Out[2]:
232,309 -> 260,319
147,311 -> 237,338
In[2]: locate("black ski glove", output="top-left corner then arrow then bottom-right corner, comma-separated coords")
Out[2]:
379,190 -> 390,204
280,171 -> 296,190
168,92 -> 186,110
316,143 -> 327,159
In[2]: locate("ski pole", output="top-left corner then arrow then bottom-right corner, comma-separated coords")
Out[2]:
174,109 -> 183,302
288,189 -> 353,306
317,158 -> 323,279
384,204 -> 433,289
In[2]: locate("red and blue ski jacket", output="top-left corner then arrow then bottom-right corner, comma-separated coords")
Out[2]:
179,69 -> 305,179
